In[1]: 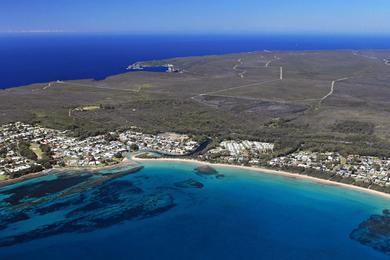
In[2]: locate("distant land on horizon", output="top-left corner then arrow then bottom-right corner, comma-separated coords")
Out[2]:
3,0 -> 390,258
2,49 -> 390,159
2,34 -> 390,89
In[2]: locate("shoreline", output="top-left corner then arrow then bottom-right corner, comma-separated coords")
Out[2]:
0,159 -> 140,187
2,154 -> 390,201
3,48 -> 390,91
132,157 -> 390,200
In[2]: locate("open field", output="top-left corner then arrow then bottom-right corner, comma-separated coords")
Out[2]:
1,50 -> 390,155
30,143 -> 44,160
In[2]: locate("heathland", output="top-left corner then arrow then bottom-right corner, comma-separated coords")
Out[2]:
1,50 -> 390,157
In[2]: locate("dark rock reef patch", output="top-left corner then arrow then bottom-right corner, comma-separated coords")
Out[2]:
0,177 -> 175,248
350,209 -> 390,254
195,165 -> 224,179
0,165 -> 179,248
1,173 -> 93,205
35,195 -> 85,215
174,179 -> 204,189
0,212 -> 30,231
195,165 -> 218,176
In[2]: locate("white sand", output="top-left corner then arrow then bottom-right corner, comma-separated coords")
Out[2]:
133,157 -> 390,200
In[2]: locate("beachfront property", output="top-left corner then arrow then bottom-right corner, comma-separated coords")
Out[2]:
269,151 -> 390,187
119,131 -> 198,155
0,122 -> 129,173
0,122 -> 199,177
2,121 -> 390,189
204,140 -> 274,164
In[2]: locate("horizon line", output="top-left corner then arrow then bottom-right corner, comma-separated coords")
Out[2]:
2,30 -> 390,37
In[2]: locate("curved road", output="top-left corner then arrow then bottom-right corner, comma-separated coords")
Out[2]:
319,77 -> 350,104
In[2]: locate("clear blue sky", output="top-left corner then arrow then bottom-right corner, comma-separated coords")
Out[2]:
1,0 -> 390,34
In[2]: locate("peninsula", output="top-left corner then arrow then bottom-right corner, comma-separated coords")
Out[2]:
1,50 -> 390,195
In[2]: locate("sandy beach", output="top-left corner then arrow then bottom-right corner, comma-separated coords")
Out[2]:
132,156 -> 390,200
2,154 -> 390,201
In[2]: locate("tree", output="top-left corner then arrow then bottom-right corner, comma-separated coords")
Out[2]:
18,141 -> 38,161
114,152 -> 123,159
38,158 -> 53,169
30,164 -> 44,173
130,143 -> 139,151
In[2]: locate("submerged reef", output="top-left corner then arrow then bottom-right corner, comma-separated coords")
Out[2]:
0,165 -> 181,248
195,165 -> 218,175
0,162 -> 215,248
0,181 -> 175,247
174,179 -> 204,189
350,209 -> 390,254
2,173 -> 93,206
195,165 -> 224,179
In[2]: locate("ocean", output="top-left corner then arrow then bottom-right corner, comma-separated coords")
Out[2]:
0,161 -> 389,259
2,33 -> 390,89
1,34 -> 390,259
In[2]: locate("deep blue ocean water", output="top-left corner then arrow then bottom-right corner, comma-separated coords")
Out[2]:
0,161 -> 389,259
2,33 -> 390,89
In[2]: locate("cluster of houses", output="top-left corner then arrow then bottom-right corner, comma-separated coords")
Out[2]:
2,121 -> 390,189
0,122 -> 129,175
165,64 -> 183,73
127,63 -> 183,73
0,122 -> 200,178
47,135 -> 128,167
119,131 -> 198,155
204,140 -> 274,164
0,151 -> 40,177
341,155 -> 390,186
269,151 -> 390,187
0,122 -> 52,176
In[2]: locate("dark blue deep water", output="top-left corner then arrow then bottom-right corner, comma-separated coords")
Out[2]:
2,33 -> 390,89
0,161 -> 389,259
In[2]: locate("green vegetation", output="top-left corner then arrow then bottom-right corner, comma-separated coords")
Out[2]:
130,143 -> 139,151
331,120 -> 374,135
18,141 -> 37,161
30,143 -> 44,159
1,51 -> 390,157
37,143 -> 55,169
136,152 -> 161,159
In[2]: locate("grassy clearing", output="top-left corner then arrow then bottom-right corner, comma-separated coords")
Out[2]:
30,143 -> 44,160
0,175 -> 9,181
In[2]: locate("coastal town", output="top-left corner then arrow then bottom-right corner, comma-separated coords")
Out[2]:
269,152 -> 390,187
119,130 -> 198,155
1,122 -> 390,191
0,122 -> 198,178
204,140 -> 274,164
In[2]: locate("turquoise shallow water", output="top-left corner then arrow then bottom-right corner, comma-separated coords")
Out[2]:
0,161 -> 389,259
